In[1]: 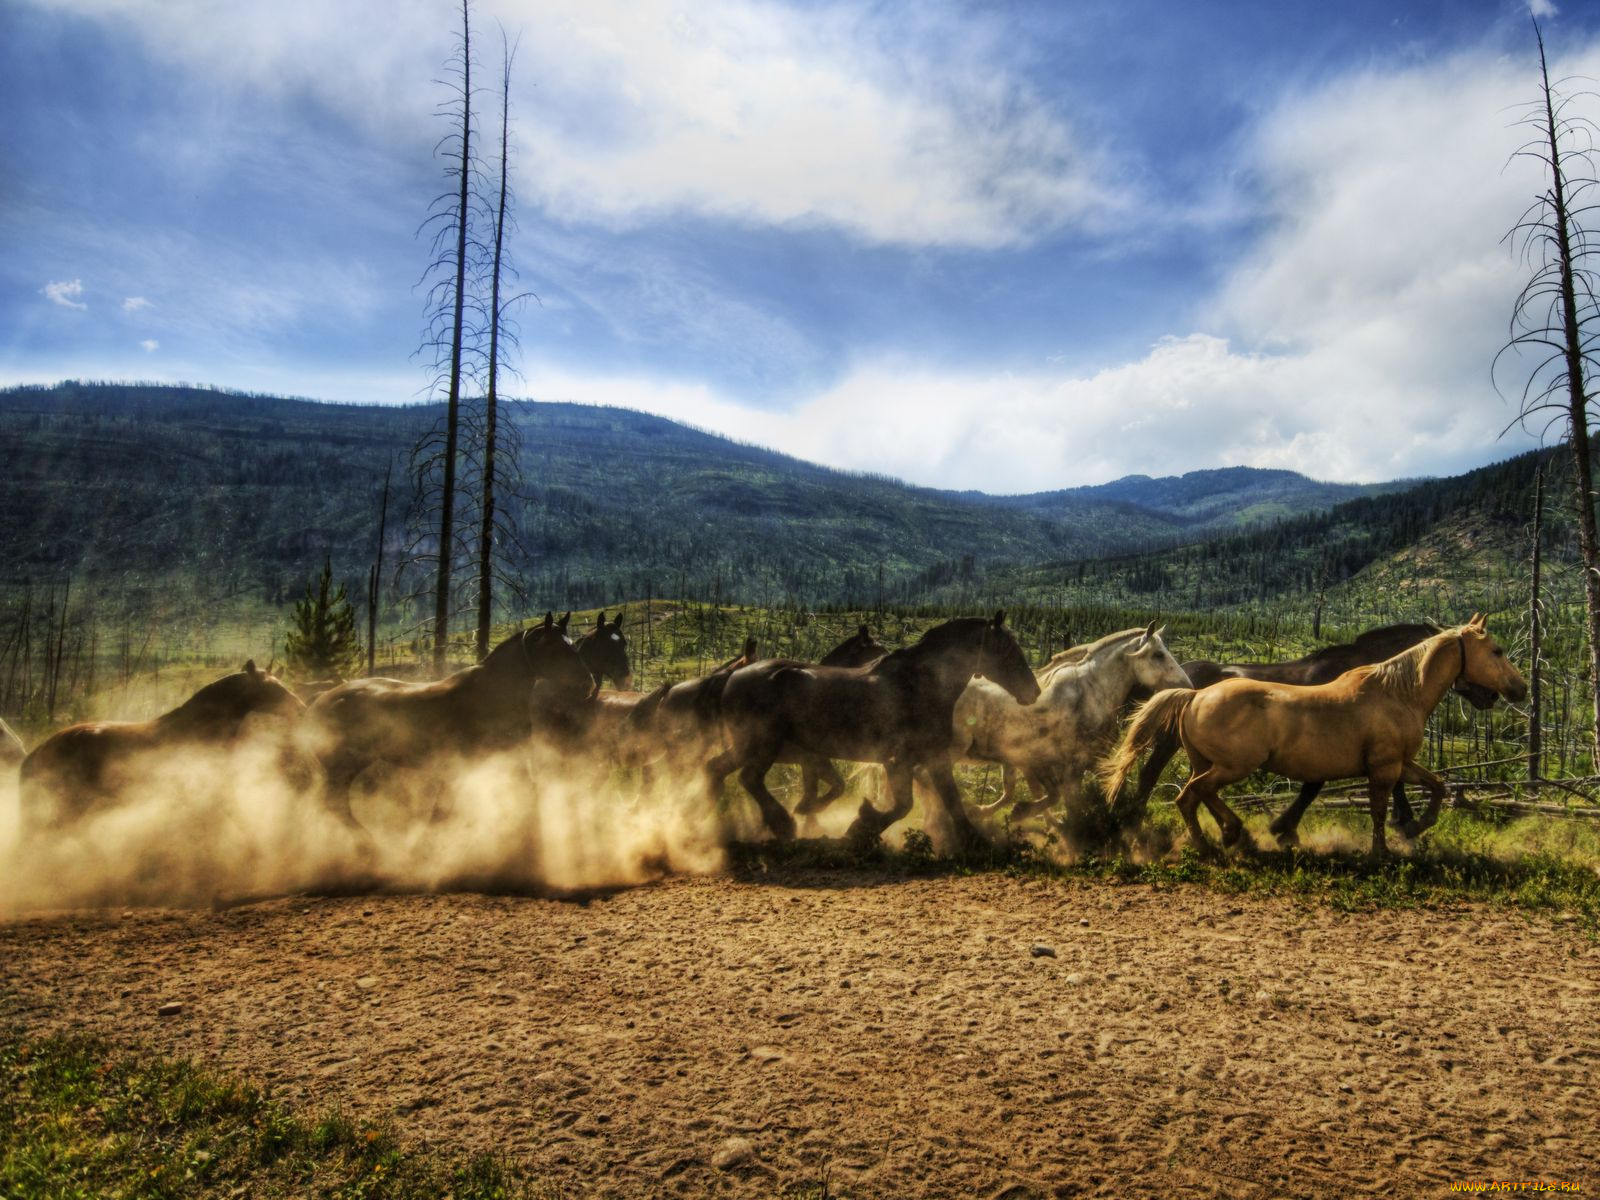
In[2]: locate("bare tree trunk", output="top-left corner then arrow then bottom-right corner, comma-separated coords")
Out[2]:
432,0 -> 473,676
1528,465 -> 1545,780
476,38 -> 515,662
1536,34 -> 1600,766
368,462 -> 391,678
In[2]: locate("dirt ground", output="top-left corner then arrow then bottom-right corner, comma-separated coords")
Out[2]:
2,868 -> 1596,1199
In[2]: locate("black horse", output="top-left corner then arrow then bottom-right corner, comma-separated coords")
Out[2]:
714,613 -> 1040,850
574,610 -> 633,691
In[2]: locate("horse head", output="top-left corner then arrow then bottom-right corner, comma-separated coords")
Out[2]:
578,611 -> 634,691
819,623 -> 889,668
974,611 -> 1041,706
1125,622 -> 1193,694
1457,614 -> 1527,704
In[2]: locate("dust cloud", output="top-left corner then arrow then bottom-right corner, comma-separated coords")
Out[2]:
0,726 -> 727,913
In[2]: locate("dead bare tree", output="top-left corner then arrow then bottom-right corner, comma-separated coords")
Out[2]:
474,31 -> 523,662
1497,21 -> 1600,763
413,0 -> 484,675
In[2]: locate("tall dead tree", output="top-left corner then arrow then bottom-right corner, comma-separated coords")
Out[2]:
416,0 -> 479,675
475,33 -> 517,662
1527,465 -> 1545,780
1498,22 -> 1600,763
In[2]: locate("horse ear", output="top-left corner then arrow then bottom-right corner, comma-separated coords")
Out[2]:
612,610 -> 624,628
859,623 -> 869,638
559,612 -> 571,631
543,611 -> 554,629
596,612 -> 606,629
1471,613 -> 1486,629
992,610 -> 1006,628
243,659 -> 259,677
1142,620 -> 1157,642
743,636 -> 758,659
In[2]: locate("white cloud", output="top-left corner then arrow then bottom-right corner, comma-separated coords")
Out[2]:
1530,1 -> 1559,19
140,339 -> 159,352
521,37 -> 1600,490
29,0 -> 1127,249
41,279 -> 87,309
123,296 -> 152,312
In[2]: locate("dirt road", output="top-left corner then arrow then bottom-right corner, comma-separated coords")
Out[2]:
3,869 -> 1595,1198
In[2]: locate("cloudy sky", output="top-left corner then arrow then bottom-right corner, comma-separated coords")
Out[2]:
4,0 -> 1598,492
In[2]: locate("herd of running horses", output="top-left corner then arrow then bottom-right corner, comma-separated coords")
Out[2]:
5,608 -> 1527,860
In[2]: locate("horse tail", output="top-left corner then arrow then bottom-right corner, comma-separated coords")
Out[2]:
1098,687 -> 1196,801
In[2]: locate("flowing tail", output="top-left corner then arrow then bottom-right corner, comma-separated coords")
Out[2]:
1098,688 -> 1197,801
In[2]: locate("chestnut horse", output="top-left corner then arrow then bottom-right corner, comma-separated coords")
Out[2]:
1121,622 -> 1499,843
304,614 -> 595,828
715,613 -> 1040,850
18,660 -> 303,831
1100,617 -> 1527,858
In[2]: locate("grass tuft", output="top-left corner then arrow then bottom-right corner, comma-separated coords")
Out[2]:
0,1029 -> 548,1200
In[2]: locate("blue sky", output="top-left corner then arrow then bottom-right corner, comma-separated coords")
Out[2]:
4,0 -> 1598,491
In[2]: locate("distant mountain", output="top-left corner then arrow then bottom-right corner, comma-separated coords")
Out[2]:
996,466 -> 1405,527
0,381 -> 1476,612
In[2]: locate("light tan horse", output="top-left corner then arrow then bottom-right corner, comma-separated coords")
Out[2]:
1099,616 -> 1527,858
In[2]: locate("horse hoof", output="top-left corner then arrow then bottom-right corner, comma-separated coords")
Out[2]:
1221,824 -> 1245,849
1398,820 -> 1424,840
1274,831 -> 1300,850
845,817 -> 881,848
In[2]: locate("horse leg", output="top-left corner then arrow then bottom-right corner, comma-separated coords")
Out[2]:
1389,781 -> 1417,828
976,764 -> 1019,816
1120,728 -> 1179,827
795,756 -> 846,816
925,760 -> 987,854
846,762 -> 914,847
1008,764 -> 1059,822
737,762 -> 798,842
1364,765 -> 1403,859
1396,761 -> 1448,840
1267,780 -> 1323,848
1172,775 -> 1222,861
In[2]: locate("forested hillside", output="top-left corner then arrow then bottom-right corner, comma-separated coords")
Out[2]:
0,381 -> 1391,611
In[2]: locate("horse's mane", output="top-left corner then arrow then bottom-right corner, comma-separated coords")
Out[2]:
156,669 -> 267,727
1302,622 -> 1441,665
1365,629 -> 1456,698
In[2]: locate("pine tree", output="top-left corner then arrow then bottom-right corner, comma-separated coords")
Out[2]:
286,558 -> 362,681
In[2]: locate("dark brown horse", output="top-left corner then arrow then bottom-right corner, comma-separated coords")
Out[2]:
18,660 -> 303,831
304,614 -> 595,827
574,611 -> 633,691
715,613 -> 1040,850
1121,622 -> 1499,844
792,624 -> 891,825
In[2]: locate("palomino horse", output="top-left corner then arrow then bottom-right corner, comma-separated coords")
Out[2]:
715,613 -> 1040,850
574,611 -> 634,691
304,614 -> 596,828
1100,616 -> 1527,858
18,660 -> 303,831
1122,622 -> 1500,843
954,623 -> 1190,821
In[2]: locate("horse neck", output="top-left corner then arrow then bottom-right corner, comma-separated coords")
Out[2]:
1047,645 -> 1138,725
156,686 -> 245,738
1370,633 -> 1461,710
882,626 -> 985,705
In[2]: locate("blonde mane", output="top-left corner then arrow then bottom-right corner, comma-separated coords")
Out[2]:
1042,627 -> 1151,673
1365,629 -> 1460,700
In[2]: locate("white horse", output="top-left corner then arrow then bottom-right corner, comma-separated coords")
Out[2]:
952,623 -> 1191,820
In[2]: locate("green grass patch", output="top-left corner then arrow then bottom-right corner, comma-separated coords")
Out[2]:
0,1029 -> 550,1200
727,806 -> 1600,930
